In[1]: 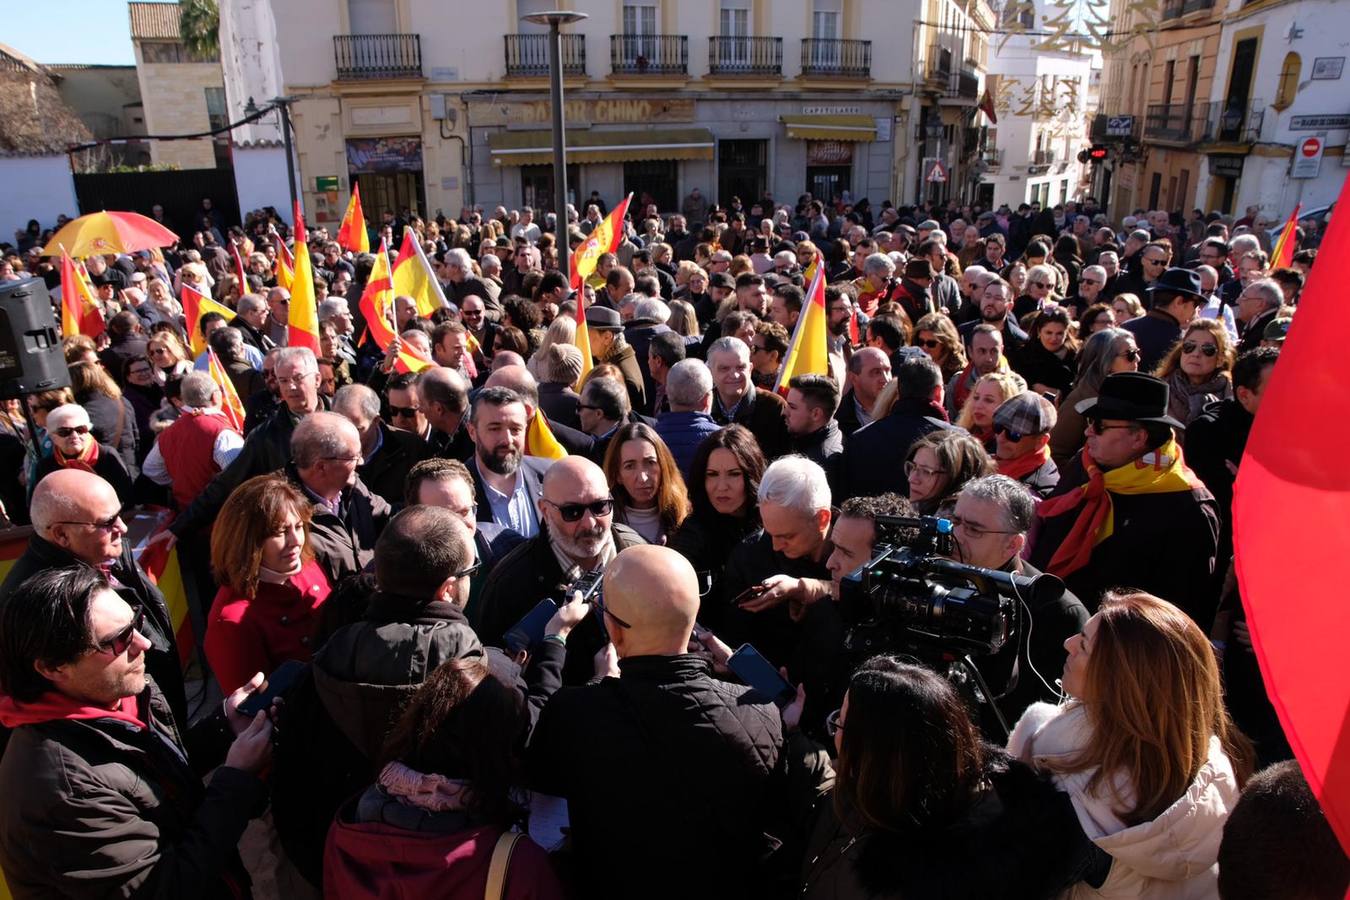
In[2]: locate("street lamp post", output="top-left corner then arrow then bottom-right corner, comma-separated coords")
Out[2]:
244,95 -> 300,217
522,10 -> 587,289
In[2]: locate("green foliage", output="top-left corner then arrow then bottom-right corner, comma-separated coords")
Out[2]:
179,0 -> 220,62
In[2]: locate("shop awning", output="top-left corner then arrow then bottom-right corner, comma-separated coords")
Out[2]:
779,114 -> 877,142
487,128 -> 715,166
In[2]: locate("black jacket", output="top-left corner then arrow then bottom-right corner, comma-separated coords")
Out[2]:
1237,306 -> 1279,355
1029,452 -> 1221,624
1121,308 -> 1183,372
834,390 -> 868,439
667,509 -> 760,602
791,421 -> 845,492
960,314 -> 1028,356
538,382 -> 582,430
358,419 -> 433,506
713,387 -> 791,460
1015,453 -> 1062,498
1013,343 -> 1077,398
716,530 -> 832,670
528,654 -> 785,899
0,681 -> 263,900
0,534 -> 188,729
287,465 -> 391,586
33,442 -> 134,505
839,398 -> 956,500
1184,397 -> 1251,527
801,750 -> 1093,900
78,392 -> 140,478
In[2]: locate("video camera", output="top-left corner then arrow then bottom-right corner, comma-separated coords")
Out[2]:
838,514 -> 1063,663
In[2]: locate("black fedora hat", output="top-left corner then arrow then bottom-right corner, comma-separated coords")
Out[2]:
1075,372 -> 1185,429
1146,267 -> 1207,302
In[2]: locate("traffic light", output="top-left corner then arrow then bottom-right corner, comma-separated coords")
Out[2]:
1089,145 -> 1108,161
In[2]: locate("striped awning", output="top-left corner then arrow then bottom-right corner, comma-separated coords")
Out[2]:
487,128 -> 715,166
779,114 -> 877,142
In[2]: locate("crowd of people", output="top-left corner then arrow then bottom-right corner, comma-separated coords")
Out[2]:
0,191 -> 1344,899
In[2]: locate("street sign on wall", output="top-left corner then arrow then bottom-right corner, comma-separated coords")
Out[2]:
1292,135 -> 1325,179
924,158 -> 949,183
1106,115 -> 1135,137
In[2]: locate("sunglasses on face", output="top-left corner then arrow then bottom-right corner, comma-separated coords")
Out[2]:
56,508 -> 126,532
94,606 -> 145,656
825,708 -> 845,738
54,425 -> 91,438
919,339 -> 942,350
1182,341 -> 1218,357
1144,257 -> 1169,265
1028,280 -> 1052,289
388,404 -> 420,418
994,423 -> 1037,442
1120,347 -> 1141,362
543,497 -> 614,522
1087,418 -> 1137,434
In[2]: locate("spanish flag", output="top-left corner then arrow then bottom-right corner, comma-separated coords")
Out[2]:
573,285 -> 593,390
59,247 -> 104,338
571,193 -> 632,292
1270,203 -> 1301,270
205,348 -> 247,433
359,238 -> 434,373
392,226 -> 448,318
525,408 -> 567,459
337,183 -> 370,254
287,202 -> 322,353
180,284 -> 236,356
773,256 -> 830,394
231,241 -> 249,292
270,225 -> 295,290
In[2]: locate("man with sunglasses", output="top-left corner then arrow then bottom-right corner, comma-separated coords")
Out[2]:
991,392 -> 1060,497
32,404 -> 134,504
1030,372 -> 1220,624
477,455 -> 646,685
1123,266 -> 1207,371
1,469 -> 191,730
0,566 -> 276,898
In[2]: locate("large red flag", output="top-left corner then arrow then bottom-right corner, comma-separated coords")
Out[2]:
1234,183 -> 1350,861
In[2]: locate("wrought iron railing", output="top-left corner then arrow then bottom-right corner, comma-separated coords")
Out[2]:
504,34 -> 587,77
333,34 -> 422,80
707,36 -> 782,76
800,39 -> 871,78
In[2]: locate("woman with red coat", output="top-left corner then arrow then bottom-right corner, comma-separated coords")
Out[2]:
204,473 -> 331,694
325,657 -> 564,899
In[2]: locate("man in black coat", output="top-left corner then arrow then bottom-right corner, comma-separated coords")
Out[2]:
1030,373 -> 1220,624
707,336 -> 791,459
958,278 -> 1027,355
840,354 -> 956,500
1122,267 -> 1207,371
528,545 -> 796,899
1234,277 -> 1285,355
784,374 -> 844,491
333,383 -> 432,507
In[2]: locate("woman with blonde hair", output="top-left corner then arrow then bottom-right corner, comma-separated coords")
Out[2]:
146,330 -> 193,386
1111,293 -> 1144,324
956,371 -> 1026,448
911,312 -> 967,382
526,314 -> 577,380
667,299 -> 700,337
601,422 -> 690,545
1152,319 -> 1235,435
1009,591 -> 1253,898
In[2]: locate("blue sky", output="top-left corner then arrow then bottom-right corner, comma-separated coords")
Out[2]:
6,0 -> 136,66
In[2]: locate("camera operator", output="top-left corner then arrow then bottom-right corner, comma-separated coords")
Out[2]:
949,475 -> 1087,736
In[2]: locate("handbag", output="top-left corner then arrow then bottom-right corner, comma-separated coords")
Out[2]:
485,831 -> 524,900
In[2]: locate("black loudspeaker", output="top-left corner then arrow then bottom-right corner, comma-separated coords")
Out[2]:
0,277 -> 70,400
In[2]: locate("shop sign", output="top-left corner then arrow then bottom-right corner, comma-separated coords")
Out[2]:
1289,115 -> 1350,131
801,105 -> 862,115
346,137 -> 424,173
468,98 -> 695,127
808,141 -> 854,165
1208,155 -> 1245,179
315,175 -> 340,191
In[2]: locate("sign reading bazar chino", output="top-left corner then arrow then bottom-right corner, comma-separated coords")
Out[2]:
469,98 -> 696,128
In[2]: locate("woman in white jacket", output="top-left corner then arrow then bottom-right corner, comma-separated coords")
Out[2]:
1008,590 -> 1254,899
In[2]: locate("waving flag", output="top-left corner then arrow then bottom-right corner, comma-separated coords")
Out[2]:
1234,179 -> 1350,862
205,348 -> 247,432
287,203 -> 321,353
59,248 -> 105,338
392,226 -> 448,318
180,284 -> 236,356
573,285 -> 594,390
525,409 -> 567,459
773,256 -> 830,394
230,241 -> 249,292
978,87 -> 998,125
1269,203 -> 1301,270
571,193 -> 632,292
359,239 -> 433,373
270,226 -> 295,290
336,183 -> 370,254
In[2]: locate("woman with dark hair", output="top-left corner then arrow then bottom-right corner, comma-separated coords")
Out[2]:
669,425 -> 765,598
602,422 -> 690,545
801,657 -> 1088,898
63,337 -> 140,475
204,474 -> 332,694
1049,328 -> 1140,468
911,312 -> 967,383
905,429 -> 996,516
492,324 -> 529,359
324,658 -> 564,899
1016,306 -> 1081,399
1054,233 -> 1084,297
121,356 -> 162,461
1010,591 -> 1254,898
1079,303 -> 1116,336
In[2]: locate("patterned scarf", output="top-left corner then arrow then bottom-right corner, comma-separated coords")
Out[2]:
53,437 -> 99,473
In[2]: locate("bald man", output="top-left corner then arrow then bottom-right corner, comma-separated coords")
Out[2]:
32,404 -> 133,503
0,470 -> 188,724
475,455 -> 646,685
528,545 -> 791,897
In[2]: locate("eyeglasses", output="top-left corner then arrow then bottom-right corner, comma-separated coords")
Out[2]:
1087,418 -> 1138,435
322,455 -> 362,465
388,404 -> 420,418
1182,341 -> 1219,357
542,497 -> 614,522
594,594 -> 632,630
904,460 -> 946,479
993,423 -> 1041,443
276,374 -> 313,387
93,606 -> 145,656
56,509 -> 125,531
948,514 -> 1019,539
1119,347 -> 1141,362
1144,257 -> 1169,266
148,346 -> 171,356
53,425 -> 91,438
825,708 -> 846,739
919,339 -> 942,350
451,561 -> 481,580
1028,280 -> 1052,290
750,345 -> 769,354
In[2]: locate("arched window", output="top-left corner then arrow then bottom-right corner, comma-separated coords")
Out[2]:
1273,52 -> 1301,110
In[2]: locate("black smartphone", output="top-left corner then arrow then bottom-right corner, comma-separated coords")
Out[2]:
236,660 -> 307,718
727,644 -> 795,708
732,583 -> 768,606
504,598 -> 559,655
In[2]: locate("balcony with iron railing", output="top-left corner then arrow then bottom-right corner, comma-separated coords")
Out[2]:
504,34 -> 586,78
947,66 -> 979,100
1144,102 -> 1205,143
333,33 -> 422,80
926,42 -> 955,81
1199,99 -> 1264,144
707,36 -> 782,77
980,148 -> 1003,170
610,34 -> 687,75
1027,147 -> 1057,173
799,39 -> 872,79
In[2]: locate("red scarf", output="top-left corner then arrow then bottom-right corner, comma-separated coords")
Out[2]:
0,690 -> 144,730
53,437 -> 100,473
998,438 -> 1051,481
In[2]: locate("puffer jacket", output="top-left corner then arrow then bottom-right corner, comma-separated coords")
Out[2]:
1009,702 -> 1242,899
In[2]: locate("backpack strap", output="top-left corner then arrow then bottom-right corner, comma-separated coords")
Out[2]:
484,830 -> 524,900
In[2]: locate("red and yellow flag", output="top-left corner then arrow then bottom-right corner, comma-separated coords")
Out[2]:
287,203 -> 321,354
231,241 -> 249,292
138,517 -> 195,669
571,193 -> 632,292
359,239 -> 434,373
573,285 -> 594,390
270,225 -> 295,290
205,348 -> 247,432
59,248 -> 105,338
525,408 -> 567,459
392,226 -> 448,318
336,183 -> 370,254
180,284 -> 236,356
774,255 -> 830,394
1270,203 -> 1301,270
